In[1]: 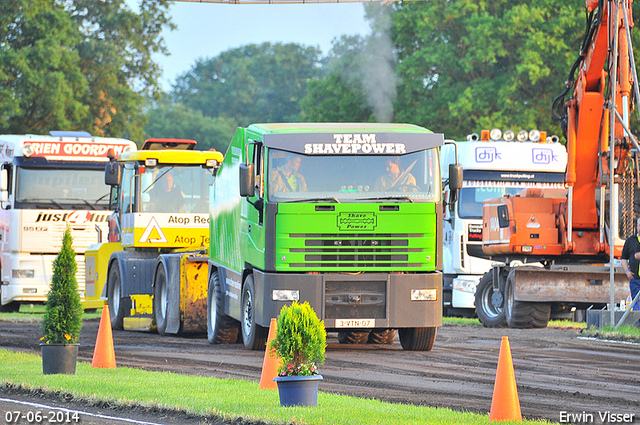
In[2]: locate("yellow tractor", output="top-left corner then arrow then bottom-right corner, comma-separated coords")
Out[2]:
84,139 -> 223,335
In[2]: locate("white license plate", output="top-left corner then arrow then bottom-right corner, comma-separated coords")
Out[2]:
335,319 -> 375,328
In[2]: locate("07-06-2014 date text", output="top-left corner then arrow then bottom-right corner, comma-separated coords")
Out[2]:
4,410 -> 80,424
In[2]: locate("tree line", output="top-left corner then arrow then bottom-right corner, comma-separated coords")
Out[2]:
2,0 -> 639,152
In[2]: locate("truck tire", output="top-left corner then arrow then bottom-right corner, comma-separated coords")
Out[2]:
475,272 -> 506,328
241,274 -> 268,350
398,327 -> 437,351
368,329 -> 396,345
107,264 -> 124,330
337,330 -> 370,344
505,270 -> 550,328
207,270 -> 240,345
154,266 -> 169,335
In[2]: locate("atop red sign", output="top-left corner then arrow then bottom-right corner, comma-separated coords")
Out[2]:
28,141 -> 131,160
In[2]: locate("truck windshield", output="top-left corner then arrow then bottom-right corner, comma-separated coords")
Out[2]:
15,167 -> 109,210
266,149 -> 440,203
140,165 -> 213,213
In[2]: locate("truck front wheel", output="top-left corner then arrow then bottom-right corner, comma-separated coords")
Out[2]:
154,266 -> 169,335
241,274 -> 268,350
207,270 -> 240,344
475,272 -> 506,328
107,264 -> 124,330
398,327 -> 436,351
505,269 -> 550,328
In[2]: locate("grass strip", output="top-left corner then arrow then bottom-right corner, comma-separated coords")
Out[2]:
580,324 -> 640,342
442,317 -> 586,329
0,349 -> 552,425
0,308 -> 102,322
548,319 -> 586,329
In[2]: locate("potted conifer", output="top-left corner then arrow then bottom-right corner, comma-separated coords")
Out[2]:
40,226 -> 83,374
270,301 -> 326,407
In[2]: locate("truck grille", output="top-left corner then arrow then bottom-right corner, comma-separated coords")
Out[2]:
288,233 -> 423,268
51,222 -> 105,253
324,280 -> 386,320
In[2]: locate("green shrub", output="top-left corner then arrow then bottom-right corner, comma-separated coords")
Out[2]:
40,226 -> 83,344
270,301 -> 326,376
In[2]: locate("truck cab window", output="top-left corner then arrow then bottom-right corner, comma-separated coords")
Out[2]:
15,167 -> 110,210
120,165 -> 135,214
249,143 -> 264,198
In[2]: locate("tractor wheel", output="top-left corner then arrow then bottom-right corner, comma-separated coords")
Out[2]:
107,263 -> 125,330
207,270 -> 240,344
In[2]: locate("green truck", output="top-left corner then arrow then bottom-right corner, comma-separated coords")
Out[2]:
207,123 -> 450,351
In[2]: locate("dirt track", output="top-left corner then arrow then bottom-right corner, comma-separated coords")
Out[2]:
1,319 -> 639,424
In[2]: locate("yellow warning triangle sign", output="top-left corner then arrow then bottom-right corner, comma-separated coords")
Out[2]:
526,215 -> 541,228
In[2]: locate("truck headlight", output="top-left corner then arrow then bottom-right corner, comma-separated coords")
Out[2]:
22,144 -> 34,157
489,128 -> 502,141
12,269 -> 35,279
517,130 -> 528,142
411,289 -> 437,301
272,290 -> 299,301
503,130 -> 515,141
528,129 -> 541,142
453,279 -> 477,294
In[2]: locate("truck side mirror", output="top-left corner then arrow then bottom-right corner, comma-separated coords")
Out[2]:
449,164 -> 463,190
105,161 -> 121,186
447,164 -> 463,214
239,163 -> 255,197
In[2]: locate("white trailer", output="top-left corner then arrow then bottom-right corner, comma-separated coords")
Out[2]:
0,131 -> 136,311
440,129 -> 567,317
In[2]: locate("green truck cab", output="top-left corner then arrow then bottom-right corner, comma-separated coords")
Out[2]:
207,123 -> 445,351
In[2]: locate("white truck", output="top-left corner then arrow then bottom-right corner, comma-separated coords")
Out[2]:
440,129 -> 567,317
0,131 -> 136,311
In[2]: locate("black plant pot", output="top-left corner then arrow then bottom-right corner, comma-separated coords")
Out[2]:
274,375 -> 323,407
41,343 -> 79,375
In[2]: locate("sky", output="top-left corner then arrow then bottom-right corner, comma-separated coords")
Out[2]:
152,1 -> 372,91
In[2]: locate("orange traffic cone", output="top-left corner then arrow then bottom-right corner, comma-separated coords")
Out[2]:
489,336 -> 521,421
92,306 -> 116,369
259,318 -> 282,389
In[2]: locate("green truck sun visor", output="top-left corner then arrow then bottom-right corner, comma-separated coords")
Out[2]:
262,132 -> 444,155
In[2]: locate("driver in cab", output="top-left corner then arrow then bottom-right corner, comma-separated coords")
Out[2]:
148,171 -> 186,212
271,153 -> 308,192
373,157 -> 416,191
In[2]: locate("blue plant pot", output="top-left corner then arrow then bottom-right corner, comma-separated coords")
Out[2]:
274,374 -> 323,407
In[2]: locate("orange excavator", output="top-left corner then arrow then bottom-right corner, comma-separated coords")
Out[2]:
477,0 -> 640,328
